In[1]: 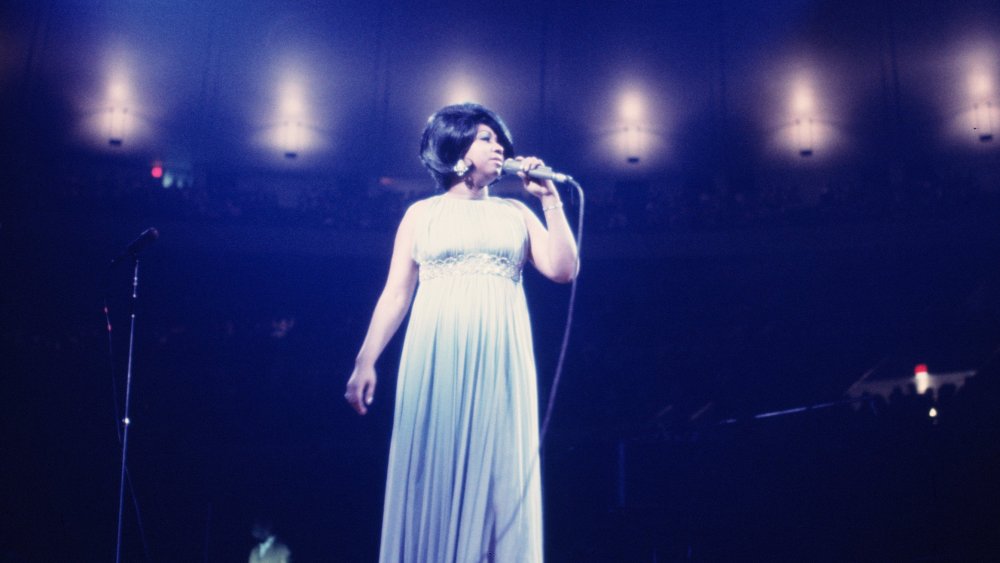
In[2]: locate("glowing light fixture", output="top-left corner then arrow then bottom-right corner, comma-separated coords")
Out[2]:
282,120 -> 302,159
104,76 -> 131,147
278,81 -> 306,159
791,83 -> 815,157
106,107 -> 129,146
254,67 -> 330,162
444,75 -> 480,106
76,52 -> 160,152
974,101 -> 994,142
795,118 -> 814,157
970,73 -> 992,99
108,80 -> 128,103
969,70 -> 994,142
620,91 -> 644,122
791,85 -> 814,115
597,83 -> 670,169
619,90 -> 646,164
280,82 -> 305,116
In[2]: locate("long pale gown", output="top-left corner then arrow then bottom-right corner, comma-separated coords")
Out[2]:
379,194 -> 543,563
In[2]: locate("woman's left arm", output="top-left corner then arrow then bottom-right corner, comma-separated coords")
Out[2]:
512,157 -> 579,283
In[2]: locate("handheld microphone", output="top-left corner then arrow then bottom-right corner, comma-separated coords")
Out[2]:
111,227 -> 159,264
502,159 -> 572,184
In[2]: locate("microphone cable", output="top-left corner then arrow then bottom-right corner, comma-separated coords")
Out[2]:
482,177 -> 585,561
539,177 -> 584,447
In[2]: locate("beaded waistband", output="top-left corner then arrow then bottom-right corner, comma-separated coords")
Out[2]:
419,253 -> 521,283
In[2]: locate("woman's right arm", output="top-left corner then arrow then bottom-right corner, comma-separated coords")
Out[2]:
344,203 -> 422,415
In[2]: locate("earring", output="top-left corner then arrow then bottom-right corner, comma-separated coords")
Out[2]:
453,159 -> 470,177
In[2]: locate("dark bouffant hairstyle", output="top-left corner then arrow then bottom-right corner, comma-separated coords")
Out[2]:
419,103 -> 515,190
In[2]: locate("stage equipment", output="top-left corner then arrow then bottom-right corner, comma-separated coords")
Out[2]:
107,228 -> 158,563
501,158 -> 574,184
110,227 -> 159,265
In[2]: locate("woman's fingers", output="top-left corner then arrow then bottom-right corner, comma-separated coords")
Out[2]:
517,157 -> 543,183
519,156 -> 543,172
345,372 -> 374,415
344,384 -> 364,415
364,379 -> 376,408
514,156 -> 556,197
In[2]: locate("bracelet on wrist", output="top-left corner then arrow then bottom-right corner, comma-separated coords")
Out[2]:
542,202 -> 564,213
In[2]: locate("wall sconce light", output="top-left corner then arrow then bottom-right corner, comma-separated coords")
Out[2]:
795,117 -> 814,157
624,125 -> 641,164
282,119 -> 301,159
107,105 -> 129,147
618,90 -> 647,164
974,100 -> 994,142
790,80 -> 817,157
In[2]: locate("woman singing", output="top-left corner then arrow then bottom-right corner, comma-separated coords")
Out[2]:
345,103 -> 578,562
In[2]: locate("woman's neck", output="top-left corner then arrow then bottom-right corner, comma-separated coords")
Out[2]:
445,181 -> 490,200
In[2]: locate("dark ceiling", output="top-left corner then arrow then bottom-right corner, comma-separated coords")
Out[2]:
2,0 -> 997,182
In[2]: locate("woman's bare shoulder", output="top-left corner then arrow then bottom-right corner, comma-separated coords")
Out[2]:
400,194 -> 438,222
496,196 -> 531,212
498,197 -> 540,222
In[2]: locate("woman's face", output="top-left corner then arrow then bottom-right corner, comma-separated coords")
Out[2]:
462,124 -> 506,182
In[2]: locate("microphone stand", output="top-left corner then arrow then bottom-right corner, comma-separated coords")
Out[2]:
115,257 -> 141,563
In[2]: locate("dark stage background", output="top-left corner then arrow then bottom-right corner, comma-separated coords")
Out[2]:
3,1 -> 1000,561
